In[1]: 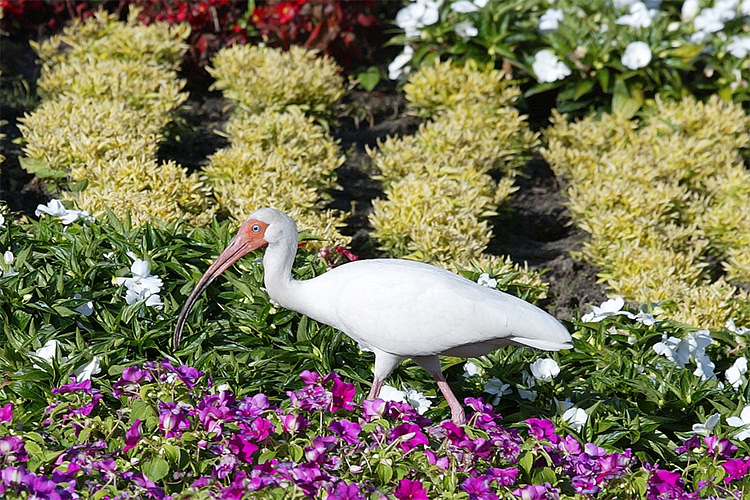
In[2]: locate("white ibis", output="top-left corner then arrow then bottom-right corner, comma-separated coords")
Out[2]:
173,208 -> 572,424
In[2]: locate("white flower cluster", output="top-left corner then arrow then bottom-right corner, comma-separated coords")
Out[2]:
379,384 -> 433,414
32,339 -> 101,381
115,257 -> 164,309
35,199 -> 91,225
653,329 -> 715,380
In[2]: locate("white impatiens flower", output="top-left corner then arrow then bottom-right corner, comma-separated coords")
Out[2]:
726,357 -> 748,389
532,49 -> 572,83
484,378 -> 512,404
396,0 -> 441,38
463,360 -> 482,377
388,45 -> 414,80
726,318 -> 750,336
451,0 -> 481,13
727,405 -> 750,441
634,309 -> 660,326
742,0 -> 750,15
454,20 -> 479,38
35,199 -> 90,226
653,329 -> 716,381
693,8 -> 726,34
0,213 -> 4,227
32,339 -> 67,369
616,1 -> 657,28
727,36 -> 750,57
622,41 -> 652,70
563,407 -> 588,431
582,297 -> 635,322
692,413 -> 720,436
477,273 -> 497,288
73,356 -> 101,381
538,8 -> 564,32
378,385 -> 432,414
115,258 -> 164,309
530,358 -> 561,383
681,0 -> 701,21
73,293 -> 94,317
1,250 -> 18,278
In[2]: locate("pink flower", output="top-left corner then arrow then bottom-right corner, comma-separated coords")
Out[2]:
328,419 -> 362,445
394,478 -> 428,500
123,419 -> 143,453
461,476 -> 498,500
0,404 -> 13,423
158,402 -> 191,438
722,457 -> 750,483
280,413 -> 310,434
526,418 -> 559,443
227,434 -> 258,464
389,422 -> 428,452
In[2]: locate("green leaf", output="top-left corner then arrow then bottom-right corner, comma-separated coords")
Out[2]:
356,66 -> 381,92
518,451 -> 534,474
142,456 -> 169,482
376,462 -> 393,484
18,157 -> 67,179
611,79 -> 642,119
663,44 -> 704,63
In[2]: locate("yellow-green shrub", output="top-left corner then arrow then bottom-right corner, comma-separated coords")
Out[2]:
203,109 -> 348,247
32,8 -> 189,70
68,157 -> 214,226
403,59 -> 520,118
369,102 -> 538,184
37,57 -> 187,117
208,45 -> 344,117
544,95 -> 750,328
18,95 -> 162,177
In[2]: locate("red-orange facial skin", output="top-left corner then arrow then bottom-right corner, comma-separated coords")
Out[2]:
237,219 -> 270,250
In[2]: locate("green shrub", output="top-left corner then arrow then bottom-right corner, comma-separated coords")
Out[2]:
18,95 -> 163,179
31,8 -> 190,70
403,59 -> 521,118
208,44 -> 345,118
544,95 -> 750,328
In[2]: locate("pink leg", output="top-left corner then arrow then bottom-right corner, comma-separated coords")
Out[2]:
368,377 -> 383,400
435,375 -> 466,425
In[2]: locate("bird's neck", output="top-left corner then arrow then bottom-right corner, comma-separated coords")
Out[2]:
262,238 -> 304,310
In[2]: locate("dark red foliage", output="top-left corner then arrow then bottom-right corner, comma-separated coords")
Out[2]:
248,0 -> 381,68
0,0 -> 106,35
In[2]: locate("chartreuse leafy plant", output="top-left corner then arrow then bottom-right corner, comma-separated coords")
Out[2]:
368,61 -> 541,284
17,6 -> 214,227
208,44 -> 345,120
544,95 -> 750,329
204,46 -> 350,249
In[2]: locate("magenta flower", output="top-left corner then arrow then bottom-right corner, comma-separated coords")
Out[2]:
51,377 -> 92,394
390,422 -> 428,452
238,394 -> 270,419
241,416 -> 274,442
0,404 -> 13,423
394,478 -> 429,500
461,476 -> 498,500
486,466 -> 519,486
331,376 -> 356,411
113,366 -> 153,398
123,419 -> 143,453
304,435 -> 337,464
121,471 -> 166,499
1,465 -> 31,493
227,434 -> 258,464
328,419 -> 362,446
280,413 -> 310,434
362,398 -> 387,421
526,418 -> 559,443
647,468 -> 685,498
512,483 -> 557,500
157,402 -> 191,438
0,437 -> 28,464
329,481 -> 366,500
722,457 -> 750,483
703,435 -> 737,459
162,360 -> 204,388
424,449 -> 451,469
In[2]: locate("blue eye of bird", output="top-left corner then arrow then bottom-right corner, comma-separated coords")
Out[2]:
252,225 -> 260,232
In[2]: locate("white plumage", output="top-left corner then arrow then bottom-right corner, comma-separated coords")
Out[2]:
174,208 -> 572,424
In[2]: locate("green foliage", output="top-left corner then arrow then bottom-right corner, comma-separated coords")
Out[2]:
208,44 -> 345,119
544,95 -> 750,328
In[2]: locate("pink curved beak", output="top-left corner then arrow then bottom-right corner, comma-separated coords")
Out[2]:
172,221 -> 266,350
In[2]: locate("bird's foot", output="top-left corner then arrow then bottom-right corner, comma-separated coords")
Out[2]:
451,406 -> 466,426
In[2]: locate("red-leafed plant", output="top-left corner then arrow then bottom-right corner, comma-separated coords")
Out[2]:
247,0 -> 380,69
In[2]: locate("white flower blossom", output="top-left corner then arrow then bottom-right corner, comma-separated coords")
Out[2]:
32,339 -> 67,369
681,0 -> 701,21
634,309 -> 660,325
379,384 -> 432,414
115,258 -> 164,309
694,8 -> 726,34
741,0 -> 750,15
73,293 -> 94,317
484,378 -> 512,404
616,1 -> 657,28
388,45 -> 414,80
518,388 -> 538,401
0,213 -> 4,227
532,49 -> 572,83
653,329 -> 716,381
539,8 -> 564,32
582,297 -> 635,322
726,318 -> 750,336
728,36 -> 750,57
477,273 -> 497,288
35,199 -> 90,225
463,360 -> 482,377
73,356 -> 101,381
726,357 -> 748,389
454,20 -> 478,38
692,413 -> 720,436
530,358 -> 560,383
451,0 -> 480,13
727,405 -> 750,440
396,0 -> 441,38
1,250 -> 17,278
563,407 -> 588,431
622,41 -> 652,70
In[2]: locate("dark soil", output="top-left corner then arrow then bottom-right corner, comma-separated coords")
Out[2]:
0,39 -> 608,321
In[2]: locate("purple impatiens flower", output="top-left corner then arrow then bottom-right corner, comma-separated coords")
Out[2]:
157,402 -> 191,438
394,478 -> 429,500
328,418 -> 361,446
0,436 -> 28,464
113,366 -> 153,398
0,404 -> 13,423
123,419 -> 143,453
162,360 -> 204,388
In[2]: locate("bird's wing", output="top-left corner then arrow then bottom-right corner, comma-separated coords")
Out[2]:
300,259 -> 570,357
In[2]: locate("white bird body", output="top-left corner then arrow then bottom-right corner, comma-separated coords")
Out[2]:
174,208 -> 572,424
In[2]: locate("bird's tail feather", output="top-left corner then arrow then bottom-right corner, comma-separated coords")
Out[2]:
512,337 -> 573,351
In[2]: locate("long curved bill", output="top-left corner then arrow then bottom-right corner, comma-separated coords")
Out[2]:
172,227 -> 262,350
